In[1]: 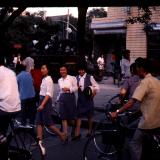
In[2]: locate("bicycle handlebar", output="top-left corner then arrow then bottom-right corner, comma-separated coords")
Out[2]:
108,94 -> 120,103
107,111 -> 136,120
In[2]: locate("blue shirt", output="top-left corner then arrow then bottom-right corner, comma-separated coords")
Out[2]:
122,75 -> 141,111
17,71 -> 35,100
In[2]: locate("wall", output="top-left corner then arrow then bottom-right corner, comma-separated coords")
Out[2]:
127,7 -> 160,61
92,6 -> 160,62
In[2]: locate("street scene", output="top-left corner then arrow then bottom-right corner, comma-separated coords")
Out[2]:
32,77 -> 119,160
0,6 -> 160,160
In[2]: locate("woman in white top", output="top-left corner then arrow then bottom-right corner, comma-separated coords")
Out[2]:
36,64 -> 66,155
58,65 -> 78,136
73,64 -> 100,140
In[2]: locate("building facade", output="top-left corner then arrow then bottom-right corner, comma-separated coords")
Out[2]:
91,7 -> 160,64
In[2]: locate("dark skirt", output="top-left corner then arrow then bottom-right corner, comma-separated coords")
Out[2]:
36,96 -> 54,126
58,93 -> 76,120
77,91 -> 94,118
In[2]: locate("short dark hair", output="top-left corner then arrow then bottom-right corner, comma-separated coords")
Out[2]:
123,49 -> 130,59
124,49 -> 130,54
77,63 -> 87,71
60,64 -> 68,70
130,63 -> 138,75
135,57 -> 144,64
136,58 -> 151,73
41,63 -> 51,73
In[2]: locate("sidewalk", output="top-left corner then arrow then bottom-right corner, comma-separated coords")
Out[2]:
53,76 -> 120,109
94,76 -> 120,109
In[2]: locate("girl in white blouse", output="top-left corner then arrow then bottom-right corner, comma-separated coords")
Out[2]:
73,64 -> 99,140
58,65 -> 78,137
36,64 -> 66,155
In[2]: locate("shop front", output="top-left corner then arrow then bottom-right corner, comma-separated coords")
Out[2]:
90,20 -> 126,72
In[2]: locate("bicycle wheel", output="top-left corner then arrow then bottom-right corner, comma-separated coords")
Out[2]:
8,128 -> 37,160
44,105 -> 62,136
44,124 -> 62,136
83,132 -> 117,160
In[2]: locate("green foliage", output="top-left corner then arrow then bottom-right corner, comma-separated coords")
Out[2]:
86,8 -> 107,23
83,8 -> 107,54
126,7 -> 154,24
3,12 -> 61,53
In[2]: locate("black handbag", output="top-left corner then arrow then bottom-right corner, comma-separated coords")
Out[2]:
83,86 -> 93,99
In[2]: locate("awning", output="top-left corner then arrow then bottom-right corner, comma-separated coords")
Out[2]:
94,29 -> 126,35
152,24 -> 160,30
90,20 -> 126,35
90,20 -> 126,30
144,23 -> 160,31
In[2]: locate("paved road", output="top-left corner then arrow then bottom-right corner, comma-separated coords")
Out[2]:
32,129 -> 88,160
32,76 -> 120,160
31,77 -> 160,160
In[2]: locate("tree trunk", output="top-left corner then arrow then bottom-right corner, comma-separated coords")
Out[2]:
77,7 -> 88,63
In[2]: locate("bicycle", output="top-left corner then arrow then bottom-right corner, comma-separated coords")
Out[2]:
3,116 -> 37,160
4,103 -> 62,160
44,102 -> 75,137
44,102 -> 62,136
83,94 -> 160,160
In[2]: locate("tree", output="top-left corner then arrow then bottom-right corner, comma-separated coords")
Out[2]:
0,7 -> 26,55
86,7 -> 107,24
33,10 -> 47,19
126,7 -> 155,24
5,12 -> 62,55
76,7 -> 107,61
76,7 -> 88,62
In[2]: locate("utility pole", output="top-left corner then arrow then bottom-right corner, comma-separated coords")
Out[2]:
66,8 -> 70,39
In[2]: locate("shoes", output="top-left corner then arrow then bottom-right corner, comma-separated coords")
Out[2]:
71,134 -> 81,141
38,140 -> 46,156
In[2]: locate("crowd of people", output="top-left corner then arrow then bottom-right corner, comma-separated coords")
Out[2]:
0,48 -> 160,160
0,53 -> 100,159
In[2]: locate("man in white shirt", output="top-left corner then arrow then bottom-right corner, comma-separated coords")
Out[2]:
110,58 -> 160,160
0,56 -> 21,159
97,54 -> 105,79
97,54 -> 105,70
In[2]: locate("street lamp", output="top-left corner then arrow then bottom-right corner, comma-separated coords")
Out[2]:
52,20 -> 77,41
66,9 -> 70,39
66,27 -> 72,34
51,9 -> 77,40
